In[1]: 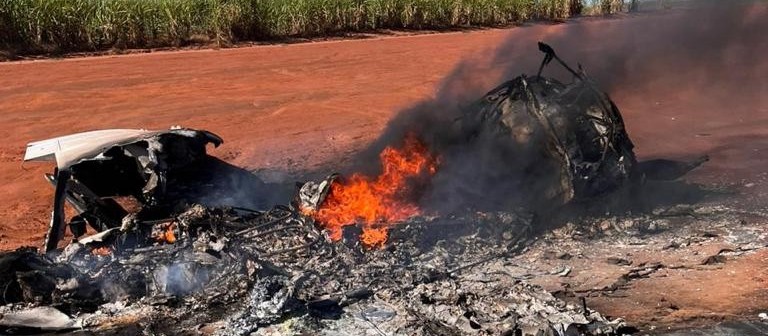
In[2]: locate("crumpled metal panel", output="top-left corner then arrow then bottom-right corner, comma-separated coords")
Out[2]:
24,127 -> 222,169
27,127 -> 224,253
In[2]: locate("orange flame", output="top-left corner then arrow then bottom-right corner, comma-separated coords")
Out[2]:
91,246 -> 112,256
152,222 -> 177,244
313,134 -> 437,247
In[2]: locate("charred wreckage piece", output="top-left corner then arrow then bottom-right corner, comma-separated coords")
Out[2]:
1,43 -> 707,335
461,42 -> 705,207
23,127 -> 223,253
465,42 -> 637,205
0,206 -> 626,335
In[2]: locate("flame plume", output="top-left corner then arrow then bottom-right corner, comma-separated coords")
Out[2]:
152,222 -> 177,244
313,134 -> 437,247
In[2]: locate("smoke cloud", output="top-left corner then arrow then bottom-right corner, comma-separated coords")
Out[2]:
353,1 -> 768,213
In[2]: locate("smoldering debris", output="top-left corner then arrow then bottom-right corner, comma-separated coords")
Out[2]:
4,199 -> 763,335
5,115 -> 631,333
0,204 -> 626,335
24,127 -> 224,253
349,41 -> 705,216
446,42 -> 639,209
23,127 -> 288,254
6,40 -> 717,335
358,1 -> 765,214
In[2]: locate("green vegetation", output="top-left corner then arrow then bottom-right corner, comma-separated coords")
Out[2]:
0,0 -> 625,56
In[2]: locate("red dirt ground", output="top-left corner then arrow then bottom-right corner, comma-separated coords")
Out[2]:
0,12 -> 766,331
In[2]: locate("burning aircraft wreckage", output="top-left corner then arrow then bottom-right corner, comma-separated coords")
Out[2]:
1,43 -> 710,335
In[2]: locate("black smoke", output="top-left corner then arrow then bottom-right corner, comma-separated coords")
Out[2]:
351,1 -> 768,213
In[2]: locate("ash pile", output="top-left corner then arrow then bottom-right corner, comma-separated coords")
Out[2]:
0,43 -> 709,335
0,204 -> 625,335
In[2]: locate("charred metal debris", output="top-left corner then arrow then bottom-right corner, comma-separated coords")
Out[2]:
23,127 -> 224,253
3,43 -> 709,335
461,42 -> 705,207
0,205 -> 626,335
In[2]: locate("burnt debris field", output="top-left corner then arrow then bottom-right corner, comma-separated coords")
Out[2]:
0,2 -> 767,335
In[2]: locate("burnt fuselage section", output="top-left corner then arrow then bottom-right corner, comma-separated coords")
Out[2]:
27,128 -> 223,253
464,74 -> 637,205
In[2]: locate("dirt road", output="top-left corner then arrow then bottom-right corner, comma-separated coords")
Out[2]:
1,11 -> 766,331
